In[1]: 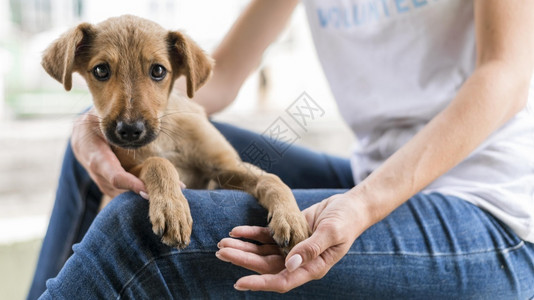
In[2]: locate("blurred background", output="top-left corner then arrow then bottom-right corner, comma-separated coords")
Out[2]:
0,0 -> 353,298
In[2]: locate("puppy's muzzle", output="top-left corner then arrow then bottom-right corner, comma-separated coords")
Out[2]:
106,119 -> 155,149
116,120 -> 145,142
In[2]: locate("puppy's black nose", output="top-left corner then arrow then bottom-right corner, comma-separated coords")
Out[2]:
116,120 -> 145,142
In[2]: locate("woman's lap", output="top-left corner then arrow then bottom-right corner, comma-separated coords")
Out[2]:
29,121 -> 534,299
41,190 -> 534,299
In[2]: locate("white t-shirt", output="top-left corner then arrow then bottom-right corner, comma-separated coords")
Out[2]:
302,0 -> 534,242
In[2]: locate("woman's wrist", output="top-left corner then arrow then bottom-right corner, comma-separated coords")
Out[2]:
342,186 -> 379,239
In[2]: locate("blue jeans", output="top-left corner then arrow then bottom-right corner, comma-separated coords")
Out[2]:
29,122 -> 534,299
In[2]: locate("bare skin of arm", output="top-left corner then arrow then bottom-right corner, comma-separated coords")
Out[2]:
216,0 -> 534,292
175,0 -> 300,114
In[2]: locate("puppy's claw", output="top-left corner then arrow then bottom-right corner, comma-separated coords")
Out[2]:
162,235 -> 190,249
149,193 -> 193,249
268,226 -> 275,237
268,209 -> 310,254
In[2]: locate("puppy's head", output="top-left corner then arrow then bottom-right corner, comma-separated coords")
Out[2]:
42,15 -> 213,148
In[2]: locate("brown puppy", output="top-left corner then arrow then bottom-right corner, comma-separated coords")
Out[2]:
41,15 -> 310,252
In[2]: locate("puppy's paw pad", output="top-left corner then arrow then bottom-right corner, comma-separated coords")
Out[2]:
268,209 -> 310,254
149,195 -> 192,249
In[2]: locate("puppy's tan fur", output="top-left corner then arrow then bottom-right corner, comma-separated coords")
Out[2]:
42,15 -> 310,252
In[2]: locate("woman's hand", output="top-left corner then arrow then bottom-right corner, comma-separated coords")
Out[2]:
71,109 -> 146,198
216,192 -> 370,293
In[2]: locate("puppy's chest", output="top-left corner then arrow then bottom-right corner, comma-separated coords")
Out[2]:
159,149 -> 214,189
131,142 -> 188,168
117,143 -> 210,189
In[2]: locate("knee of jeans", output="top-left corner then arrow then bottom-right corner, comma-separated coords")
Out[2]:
91,189 -> 267,250
94,192 -> 151,235
70,192 -> 159,261
106,191 -> 146,213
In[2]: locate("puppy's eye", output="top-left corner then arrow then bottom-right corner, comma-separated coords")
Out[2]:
93,64 -> 111,81
150,64 -> 167,81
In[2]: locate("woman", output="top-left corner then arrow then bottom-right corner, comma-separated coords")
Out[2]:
29,0 -> 534,298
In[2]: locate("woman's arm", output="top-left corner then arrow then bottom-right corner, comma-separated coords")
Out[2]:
220,0 -> 534,292
350,0 -> 534,226
177,0 -> 300,114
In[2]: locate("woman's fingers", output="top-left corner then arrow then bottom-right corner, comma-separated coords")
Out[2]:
229,226 -> 276,244
216,247 -> 284,274
93,173 -> 128,198
106,168 -> 146,195
218,238 -> 281,256
216,234 -> 285,274
233,259 -> 326,293
90,152 -> 144,197
230,233 -> 343,292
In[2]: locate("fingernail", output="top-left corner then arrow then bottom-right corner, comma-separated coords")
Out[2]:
139,191 -> 149,200
179,181 -> 186,189
217,242 -> 221,249
234,284 -> 249,291
286,254 -> 302,272
229,231 -> 234,237
215,251 -> 229,262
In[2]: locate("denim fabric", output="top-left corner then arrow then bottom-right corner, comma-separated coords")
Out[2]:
27,142 -> 102,299
39,191 -> 534,299
29,122 -> 534,299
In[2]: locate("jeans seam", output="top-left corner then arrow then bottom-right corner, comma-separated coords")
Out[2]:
346,240 -> 525,257
117,250 -> 215,299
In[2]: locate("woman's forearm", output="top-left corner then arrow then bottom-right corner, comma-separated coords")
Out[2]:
184,0 -> 299,114
348,0 -> 534,228
349,62 -> 532,226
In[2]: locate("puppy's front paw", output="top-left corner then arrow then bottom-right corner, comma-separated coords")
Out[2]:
268,209 -> 310,255
149,193 -> 192,249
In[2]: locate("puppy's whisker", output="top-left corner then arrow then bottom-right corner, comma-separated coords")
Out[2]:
158,129 -> 174,140
84,114 -> 104,120
159,126 -> 184,138
127,148 -> 136,160
74,118 -> 103,124
73,122 -> 103,130
78,127 -> 106,145
77,112 -> 104,122
74,120 -> 102,125
158,111 -> 199,120
159,125 -> 181,135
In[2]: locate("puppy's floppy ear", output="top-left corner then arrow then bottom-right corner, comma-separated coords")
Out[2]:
167,31 -> 213,98
42,23 -> 94,91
